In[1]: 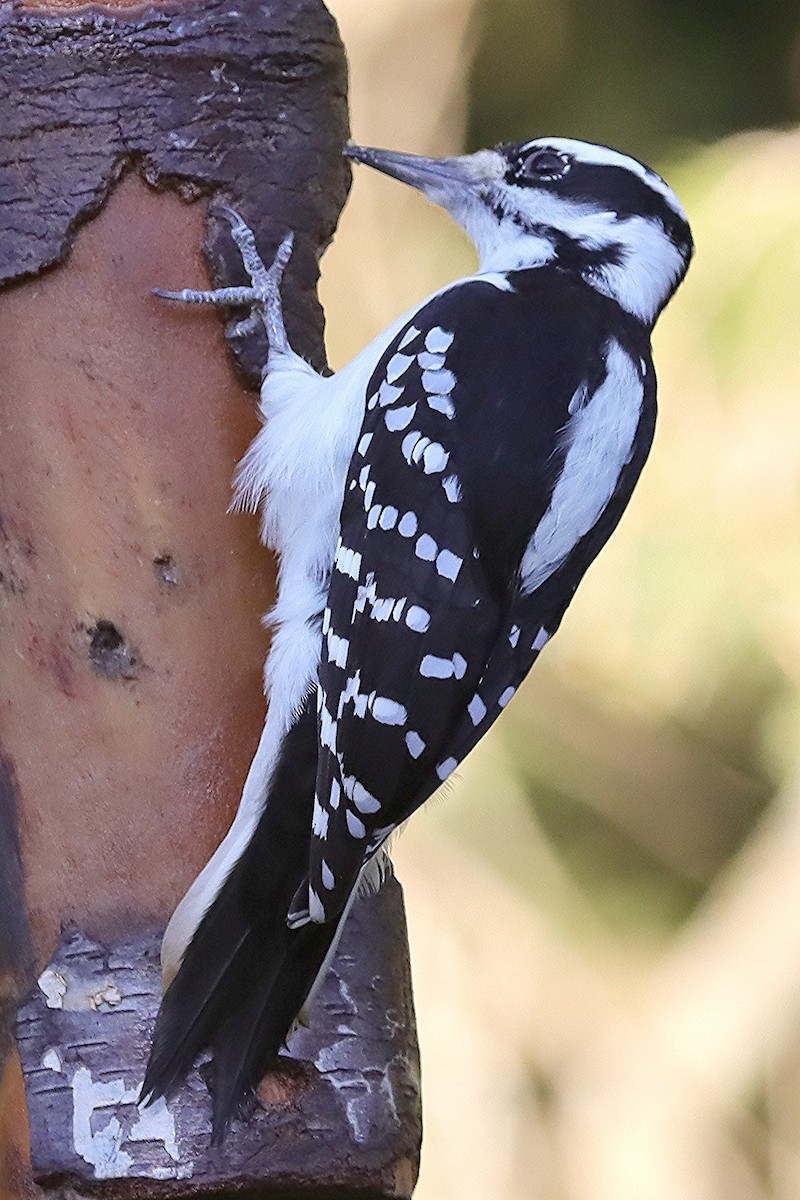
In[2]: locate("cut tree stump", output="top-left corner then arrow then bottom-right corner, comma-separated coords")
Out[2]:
0,0 -> 422,1192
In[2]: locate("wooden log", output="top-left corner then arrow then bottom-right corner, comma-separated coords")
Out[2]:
17,879 -> 420,1197
0,0 -> 422,1191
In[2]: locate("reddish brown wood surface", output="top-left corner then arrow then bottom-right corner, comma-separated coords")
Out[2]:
0,175 -> 275,965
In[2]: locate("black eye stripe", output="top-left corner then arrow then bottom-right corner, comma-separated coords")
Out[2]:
494,142 -> 693,261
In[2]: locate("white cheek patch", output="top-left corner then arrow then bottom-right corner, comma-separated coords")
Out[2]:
521,341 -> 643,595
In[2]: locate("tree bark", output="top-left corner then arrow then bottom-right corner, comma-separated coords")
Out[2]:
0,0 -> 421,1192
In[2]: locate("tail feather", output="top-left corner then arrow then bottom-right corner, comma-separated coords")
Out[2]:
206,920 -> 338,1138
142,693 -> 339,1137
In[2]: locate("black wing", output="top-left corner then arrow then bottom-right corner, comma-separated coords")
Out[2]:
290,274 -> 654,923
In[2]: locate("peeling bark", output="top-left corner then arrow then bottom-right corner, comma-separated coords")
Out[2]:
0,0 -> 351,379
18,880 -> 420,1198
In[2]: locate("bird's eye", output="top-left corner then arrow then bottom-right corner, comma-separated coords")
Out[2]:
519,149 -> 570,181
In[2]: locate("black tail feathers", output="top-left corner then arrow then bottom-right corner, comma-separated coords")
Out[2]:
141,695 -> 337,1140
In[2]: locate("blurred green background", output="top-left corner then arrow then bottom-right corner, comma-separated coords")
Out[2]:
322,2 -> 800,1197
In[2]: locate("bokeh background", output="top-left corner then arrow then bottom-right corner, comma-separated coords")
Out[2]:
320,3 -> 800,1197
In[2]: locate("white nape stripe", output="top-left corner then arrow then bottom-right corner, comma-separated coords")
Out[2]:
487,186 -> 684,323
521,341 -> 643,596
587,214 -> 686,324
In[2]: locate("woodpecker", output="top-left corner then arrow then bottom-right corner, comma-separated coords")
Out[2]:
141,137 -> 693,1136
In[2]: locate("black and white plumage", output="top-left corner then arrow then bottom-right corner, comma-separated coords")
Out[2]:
141,137 -> 693,1136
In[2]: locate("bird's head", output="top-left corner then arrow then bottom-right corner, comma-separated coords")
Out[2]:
346,137 -> 693,325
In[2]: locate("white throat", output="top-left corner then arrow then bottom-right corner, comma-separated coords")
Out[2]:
463,190 -> 683,323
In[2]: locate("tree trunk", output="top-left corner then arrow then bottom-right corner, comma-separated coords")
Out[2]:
0,0 -> 421,1192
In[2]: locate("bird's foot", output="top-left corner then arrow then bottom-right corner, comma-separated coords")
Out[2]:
153,203 -> 294,353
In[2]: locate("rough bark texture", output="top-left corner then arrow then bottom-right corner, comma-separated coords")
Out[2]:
0,0 -> 421,1192
17,878 -> 420,1198
0,0 -> 351,379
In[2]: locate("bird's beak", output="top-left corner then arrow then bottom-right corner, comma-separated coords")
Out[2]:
344,143 -> 503,203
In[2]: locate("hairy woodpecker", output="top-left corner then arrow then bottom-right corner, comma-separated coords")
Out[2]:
141,137 -> 693,1136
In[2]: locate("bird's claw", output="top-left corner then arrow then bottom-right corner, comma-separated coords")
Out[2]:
153,204 -> 295,357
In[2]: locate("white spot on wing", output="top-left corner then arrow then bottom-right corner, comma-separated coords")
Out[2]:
498,686 -> 516,708
405,605 -> 430,632
425,326 -> 454,353
313,797 -> 329,837
358,431 -> 373,456
422,442 -> 449,474
38,969 -> 67,1010
372,696 -> 408,726
386,352 -> 414,382
468,694 -> 487,725
405,731 -> 426,758
416,534 -> 438,561
417,350 -> 445,370
399,324 -> 421,349
436,549 -> 462,581
427,393 -> 455,418
398,511 -> 418,537
353,782 -> 381,813
346,810 -> 366,839
442,474 -> 462,503
379,505 -> 399,530
385,403 -> 417,432
532,626 -> 550,651
411,435 -> 431,465
420,654 -> 454,679
42,1048 -> 63,1073
309,888 -> 325,922
321,860 -> 336,890
378,380 -> 404,406
401,430 -> 423,463
335,543 -> 362,581
436,757 -> 458,781
422,368 -> 456,395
